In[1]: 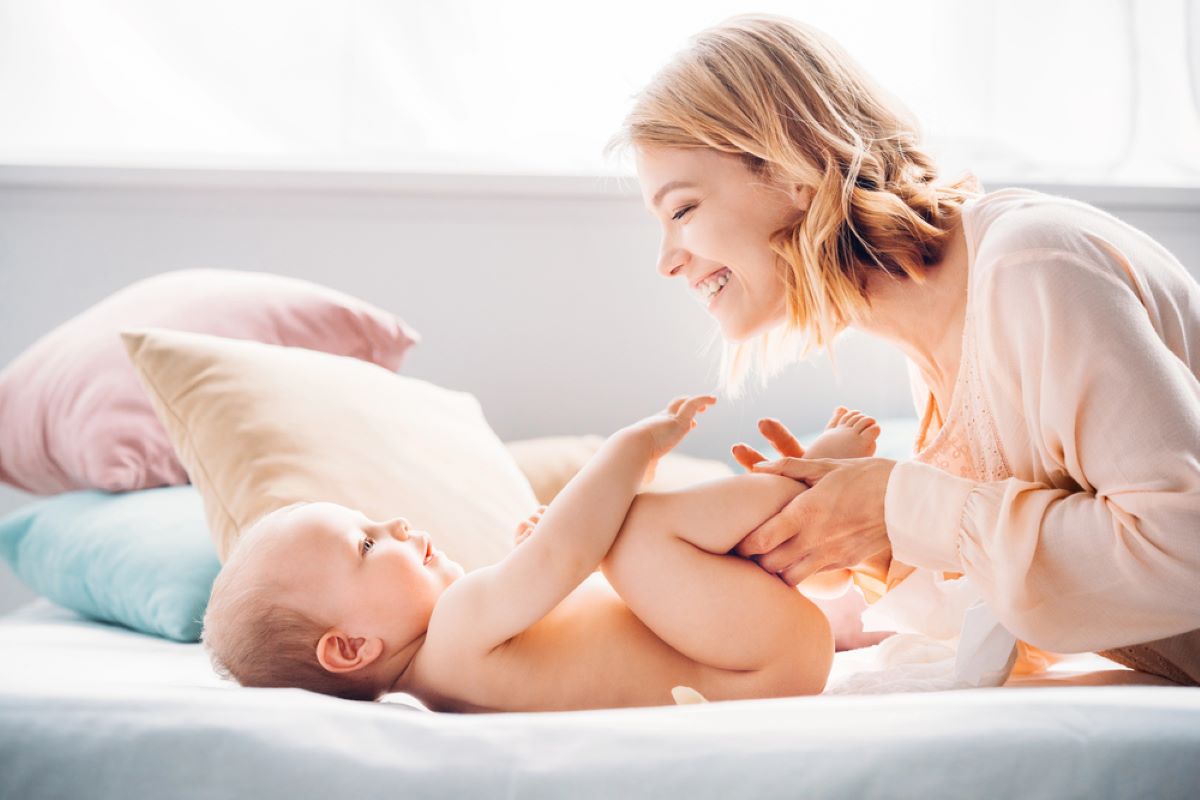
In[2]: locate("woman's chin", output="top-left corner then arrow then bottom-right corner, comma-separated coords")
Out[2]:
716,312 -> 781,343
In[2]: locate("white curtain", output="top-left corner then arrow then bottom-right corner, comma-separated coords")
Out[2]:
1,0 -> 1198,184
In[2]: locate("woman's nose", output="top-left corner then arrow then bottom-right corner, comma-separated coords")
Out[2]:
657,243 -> 688,278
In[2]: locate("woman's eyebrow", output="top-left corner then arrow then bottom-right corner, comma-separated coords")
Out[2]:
651,180 -> 699,210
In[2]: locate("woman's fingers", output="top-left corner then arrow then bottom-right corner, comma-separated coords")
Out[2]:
758,418 -> 805,458
736,495 -> 834,585
734,417 -> 805,472
734,492 -> 816,559
751,457 -> 838,485
731,442 -> 767,470
778,556 -> 827,587
753,531 -> 813,575
739,457 -> 896,585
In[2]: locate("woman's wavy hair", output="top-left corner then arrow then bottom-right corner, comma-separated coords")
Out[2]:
607,14 -> 978,395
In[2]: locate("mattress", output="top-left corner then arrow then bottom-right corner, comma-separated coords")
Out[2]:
1,599 -> 1198,799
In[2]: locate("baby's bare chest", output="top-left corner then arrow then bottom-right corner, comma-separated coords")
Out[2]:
415,575 -> 712,713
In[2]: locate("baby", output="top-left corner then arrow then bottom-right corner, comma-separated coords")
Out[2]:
202,397 -> 881,711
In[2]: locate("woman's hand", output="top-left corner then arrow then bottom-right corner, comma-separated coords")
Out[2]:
734,456 -> 896,586
731,417 -> 806,467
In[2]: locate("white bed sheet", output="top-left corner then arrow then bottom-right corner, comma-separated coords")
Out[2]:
2,599 -> 1198,799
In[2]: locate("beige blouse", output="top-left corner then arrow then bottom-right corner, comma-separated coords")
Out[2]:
877,187 -> 1200,683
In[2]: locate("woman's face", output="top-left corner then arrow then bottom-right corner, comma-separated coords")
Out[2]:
635,146 -> 809,342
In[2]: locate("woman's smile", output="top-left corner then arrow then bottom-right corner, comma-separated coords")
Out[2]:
694,267 -> 732,309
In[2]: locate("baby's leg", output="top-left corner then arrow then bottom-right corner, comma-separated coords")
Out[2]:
600,475 -> 833,692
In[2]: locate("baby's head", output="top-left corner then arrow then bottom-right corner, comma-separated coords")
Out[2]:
202,501 -> 463,701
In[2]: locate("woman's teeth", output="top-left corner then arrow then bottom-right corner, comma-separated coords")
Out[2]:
697,269 -> 731,302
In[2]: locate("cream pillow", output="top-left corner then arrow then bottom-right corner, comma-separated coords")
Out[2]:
122,328 -> 538,569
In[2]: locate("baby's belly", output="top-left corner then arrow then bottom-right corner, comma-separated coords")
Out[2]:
435,574 -> 778,713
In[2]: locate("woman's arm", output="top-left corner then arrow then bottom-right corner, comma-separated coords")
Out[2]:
887,249 -> 1200,652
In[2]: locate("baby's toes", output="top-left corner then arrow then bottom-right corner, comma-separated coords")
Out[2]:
841,410 -> 863,428
826,406 -> 848,429
863,422 -> 881,440
853,415 -> 876,433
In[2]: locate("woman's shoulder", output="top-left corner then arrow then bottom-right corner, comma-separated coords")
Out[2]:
963,186 -> 1191,308
964,187 -> 1121,264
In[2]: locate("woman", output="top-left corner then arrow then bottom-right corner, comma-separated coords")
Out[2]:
609,14 -> 1200,683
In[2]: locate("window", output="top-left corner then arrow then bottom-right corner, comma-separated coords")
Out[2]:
2,0 -> 1197,184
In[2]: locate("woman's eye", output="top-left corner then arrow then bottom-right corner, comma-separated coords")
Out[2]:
672,205 -> 694,221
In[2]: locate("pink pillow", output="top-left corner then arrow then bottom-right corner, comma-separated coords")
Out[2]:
0,269 -> 420,494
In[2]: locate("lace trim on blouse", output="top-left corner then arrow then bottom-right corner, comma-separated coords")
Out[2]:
913,306 -> 1012,482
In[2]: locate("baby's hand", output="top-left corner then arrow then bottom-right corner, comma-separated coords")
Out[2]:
623,395 -> 716,467
514,505 -> 547,547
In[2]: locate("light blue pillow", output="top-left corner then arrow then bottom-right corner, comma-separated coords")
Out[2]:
0,486 -> 220,641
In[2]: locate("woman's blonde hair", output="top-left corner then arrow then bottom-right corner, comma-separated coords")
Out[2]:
608,14 -> 978,395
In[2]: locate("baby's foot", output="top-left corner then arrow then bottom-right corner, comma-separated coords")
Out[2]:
803,407 -> 880,459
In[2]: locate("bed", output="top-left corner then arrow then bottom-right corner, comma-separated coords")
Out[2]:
3,598 -> 1197,799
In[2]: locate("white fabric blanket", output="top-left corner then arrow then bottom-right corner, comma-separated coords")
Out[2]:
837,569 -> 1020,693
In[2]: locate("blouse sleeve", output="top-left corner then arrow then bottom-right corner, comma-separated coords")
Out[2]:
883,249 -> 1200,652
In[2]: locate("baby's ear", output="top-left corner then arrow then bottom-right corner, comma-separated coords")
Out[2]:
315,629 -> 384,674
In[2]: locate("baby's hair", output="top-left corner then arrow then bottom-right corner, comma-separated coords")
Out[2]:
607,13 -> 978,396
200,509 -> 386,702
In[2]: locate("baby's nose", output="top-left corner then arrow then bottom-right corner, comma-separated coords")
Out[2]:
392,518 -> 411,539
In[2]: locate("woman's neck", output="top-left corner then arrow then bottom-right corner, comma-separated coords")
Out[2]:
851,217 -> 970,401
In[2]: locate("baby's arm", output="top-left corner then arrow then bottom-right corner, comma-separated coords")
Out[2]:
434,397 -> 713,655
600,473 -> 835,678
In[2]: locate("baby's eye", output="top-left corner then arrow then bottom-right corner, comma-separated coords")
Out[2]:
361,536 -> 375,556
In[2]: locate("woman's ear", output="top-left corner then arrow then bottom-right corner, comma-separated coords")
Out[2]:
790,185 -> 815,212
315,629 -> 384,674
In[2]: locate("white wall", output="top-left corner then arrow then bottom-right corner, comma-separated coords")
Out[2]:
1,167 -> 1198,613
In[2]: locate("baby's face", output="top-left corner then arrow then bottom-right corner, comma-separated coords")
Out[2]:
241,502 -> 463,651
